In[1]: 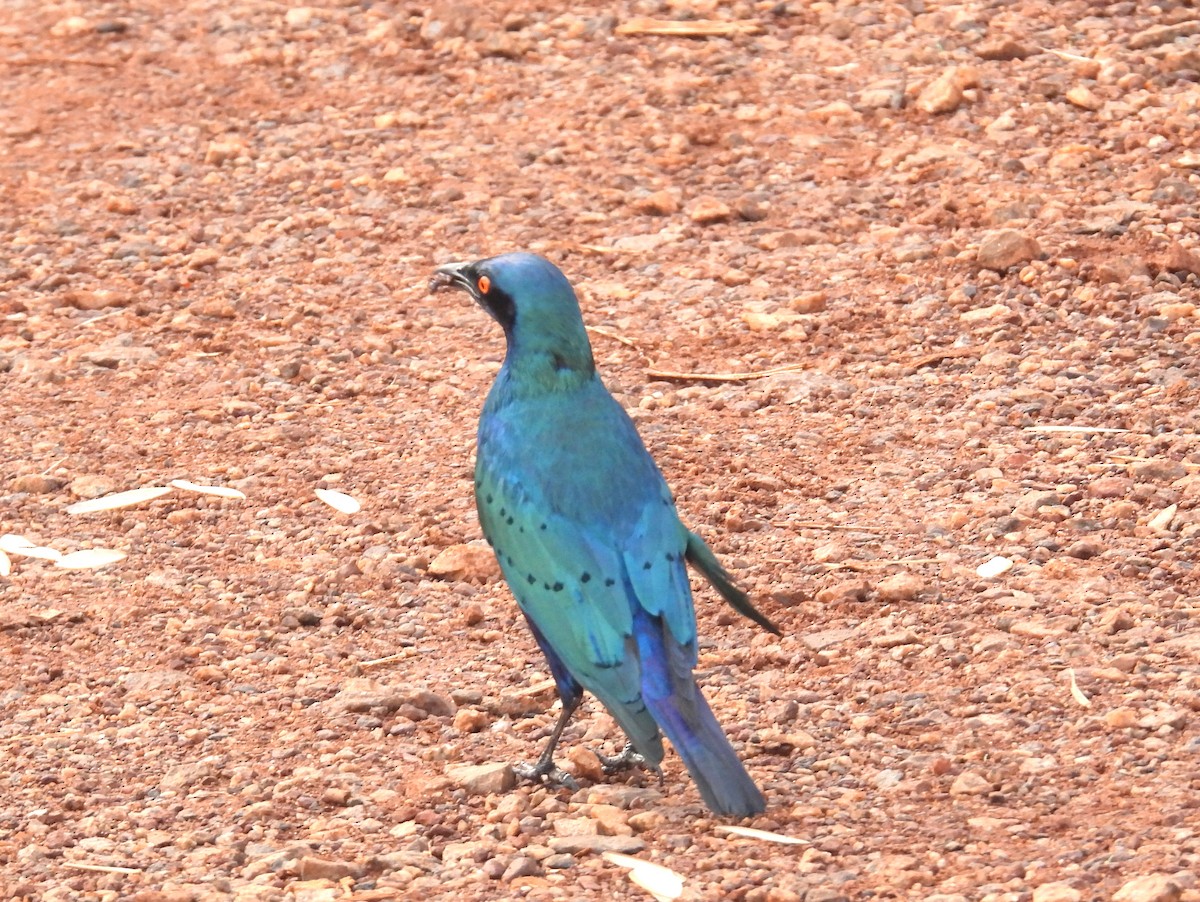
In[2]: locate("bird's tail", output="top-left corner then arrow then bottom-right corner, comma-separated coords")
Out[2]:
685,531 -> 781,636
634,611 -> 765,817
647,682 -> 766,817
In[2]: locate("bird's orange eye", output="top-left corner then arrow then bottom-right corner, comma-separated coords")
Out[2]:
477,275 -> 491,294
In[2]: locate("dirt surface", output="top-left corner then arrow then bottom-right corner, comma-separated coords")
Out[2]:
2,1 -> 1199,900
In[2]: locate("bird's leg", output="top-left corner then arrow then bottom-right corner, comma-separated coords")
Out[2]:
512,697 -> 581,791
597,742 -> 665,786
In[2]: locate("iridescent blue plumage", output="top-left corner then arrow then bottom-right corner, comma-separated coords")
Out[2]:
432,252 -> 779,817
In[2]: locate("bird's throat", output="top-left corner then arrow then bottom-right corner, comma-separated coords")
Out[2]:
494,349 -> 596,402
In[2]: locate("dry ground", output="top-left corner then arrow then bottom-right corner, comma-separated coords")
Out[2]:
1,1 -> 1199,900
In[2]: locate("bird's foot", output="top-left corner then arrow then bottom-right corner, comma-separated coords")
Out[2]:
597,743 -> 665,786
513,759 -> 580,792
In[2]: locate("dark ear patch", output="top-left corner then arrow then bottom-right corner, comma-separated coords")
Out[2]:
483,285 -> 516,331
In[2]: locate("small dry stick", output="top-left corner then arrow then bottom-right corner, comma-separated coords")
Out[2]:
904,346 -> 981,373
4,56 -> 121,68
39,456 -> 68,476
515,678 -> 557,697
778,521 -> 886,532
575,243 -> 626,256
647,362 -> 808,383
78,308 -> 128,329
64,863 -> 142,875
0,729 -> 84,745
616,17 -> 763,37
587,325 -> 640,349
1024,425 -> 1129,434
822,559 -> 937,572
359,651 -> 413,670
1043,47 -> 1096,64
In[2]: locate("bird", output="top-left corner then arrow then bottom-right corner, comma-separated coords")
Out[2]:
430,252 -> 780,817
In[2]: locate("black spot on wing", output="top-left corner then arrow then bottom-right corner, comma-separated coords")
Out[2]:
581,572 -> 591,583
527,574 -> 536,585
642,561 -> 652,570
604,577 -> 616,587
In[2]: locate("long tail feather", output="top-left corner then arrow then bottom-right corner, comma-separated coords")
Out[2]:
634,609 -> 765,817
646,684 -> 765,816
686,531 -> 781,636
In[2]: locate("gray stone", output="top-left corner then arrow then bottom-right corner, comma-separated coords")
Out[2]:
978,229 -> 1042,270
501,856 -> 542,882
446,762 -> 516,795
1113,874 -> 1182,902
547,835 -> 645,855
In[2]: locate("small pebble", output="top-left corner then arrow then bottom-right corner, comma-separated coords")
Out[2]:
978,230 -> 1042,270
687,196 -> 732,224
501,856 -> 542,882
949,771 -> 992,796
447,763 -> 516,795
1112,874 -> 1182,902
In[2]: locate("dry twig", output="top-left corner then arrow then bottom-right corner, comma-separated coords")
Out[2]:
904,346 -> 981,372
783,521 -> 886,533
587,325 -> 641,349
359,651 -> 415,670
64,863 -> 142,875
647,362 -> 808,383
575,244 -> 625,255
0,729 -> 84,745
5,56 -> 120,68
616,17 -> 763,37
515,678 -> 557,697
1043,47 -> 1096,64
1024,425 -> 1128,434
822,558 -> 939,572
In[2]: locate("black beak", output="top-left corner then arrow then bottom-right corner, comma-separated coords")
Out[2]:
429,261 -> 476,297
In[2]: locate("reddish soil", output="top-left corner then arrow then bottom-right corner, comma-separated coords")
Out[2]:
1,2 -> 1198,901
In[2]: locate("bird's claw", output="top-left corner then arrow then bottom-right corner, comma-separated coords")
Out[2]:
597,743 -> 665,785
513,760 -> 580,792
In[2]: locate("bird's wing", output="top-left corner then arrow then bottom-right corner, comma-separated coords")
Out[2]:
620,492 -> 697,656
479,461 -> 633,676
478,390 -> 698,654
475,380 -> 705,754
478,464 -> 664,756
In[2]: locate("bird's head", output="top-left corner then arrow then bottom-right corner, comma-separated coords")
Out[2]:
431,252 -> 595,377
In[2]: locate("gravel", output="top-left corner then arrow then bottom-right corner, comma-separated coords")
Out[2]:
1,1 -> 1198,900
